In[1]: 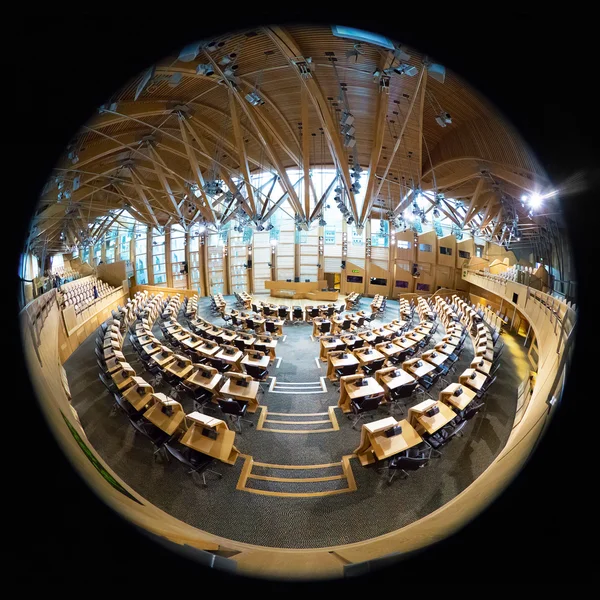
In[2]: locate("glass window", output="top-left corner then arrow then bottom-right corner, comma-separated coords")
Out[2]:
439,246 -> 452,255
475,245 -> 483,258
397,240 -> 411,250
371,219 -> 389,247
458,250 -> 471,259
416,282 -> 430,291
324,226 -> 336,244
419,243 -> 432,252
135,224 -> 148,286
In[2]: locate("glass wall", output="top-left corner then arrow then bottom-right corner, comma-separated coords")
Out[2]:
135,224 -> 148,285
170,224 -> 187,289
152,227 -> 167,286
189,233 -> 202,294
230,222 -> 248,293
207,232 -> 225,295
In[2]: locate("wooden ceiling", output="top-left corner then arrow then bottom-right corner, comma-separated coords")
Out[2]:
29,24 -> 557,254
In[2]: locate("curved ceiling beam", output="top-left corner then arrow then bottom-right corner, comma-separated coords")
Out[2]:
264,25 -> 359,223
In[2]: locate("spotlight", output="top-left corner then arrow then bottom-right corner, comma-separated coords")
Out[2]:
394,63 -> 418,76
528,193 -> 542,208
435,112 -> 452,127
245,91 -> 265,106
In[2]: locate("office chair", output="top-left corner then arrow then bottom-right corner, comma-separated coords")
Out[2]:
292,306 -> 304,324
265,320 -> 278,336
318,320 -> 331,336
262,305 -> 272,317
389,350 -> 410,366
95,346 -> 106,365
387,381 -> 419,414
164,443 -> 222,486
234,338 -> 247,352
100,322 -> 108,335
112,392 -> 144,420
341,319 -> 352,332
353,339 -> 365,349
278,306 -> 288,320
253,342 -> 267,355
97,357 -> 109,375
244,363 -> 269,382
309,307 -> 320,320
361,358 -> 385,377
489,362 -> 501,379
476,375 -> 497,400
218,398 -> 253,433
461,400 -> 485,421
378,444 -> 431,484
348,393 -> 384,429
206,358 -> 231,374
333,363 -> 359,386
98,371 -> 117,395
418,371 -> 440,391
493,345 -> 504,363
177,382 -> 213,411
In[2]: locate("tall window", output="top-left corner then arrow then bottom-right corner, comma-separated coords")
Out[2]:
371,219 -> 389,247
93,242 -> 102,266
81,246 -> 90,264
189,234 -> 202,293
50,254 -> 64,273
152,227 -> 167,286
105,229 -> 117,263
170,224 -> 187,289
135,224 -> 148,285
475,245 -> 484,258
118,218 -> 134,263
208,232 -> 225,294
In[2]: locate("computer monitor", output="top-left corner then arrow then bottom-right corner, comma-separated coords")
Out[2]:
425,405 -> 439,418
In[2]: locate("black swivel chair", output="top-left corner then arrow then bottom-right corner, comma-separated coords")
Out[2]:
493,345 -> 504,363
265,320 -> 278,336
378,443 -> 431,484
489,362 -> 501,379
234,338 -> 247,352
95,346 -> 107,365
218,398 -> 253,433
476,375 -> 497,400
98,371 -> 117,395
348,393 -> 384,429
112,392 -> 144,420
353,339 -> 365,349
129,417 -> 172,461
341,319 -> 352,332
361,358 -> 386,377
387,381 -> 419,414
262,305 -> 272,317
292,306 -> 303,324
208,358 -> 232,374
164,442 -> 222,486
278,306 -> 289,321
244,363 -> 269,382
333,363 -> 359,386
319,321 -> 331,336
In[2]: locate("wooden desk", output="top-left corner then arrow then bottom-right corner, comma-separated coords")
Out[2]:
435,342 -> 456,356
355,348 -> 385,365
111,366 -> 135,390
166,325 -> 182,334
234,335 -> 256,349
422,350 -> 447,367
258,337 -> 278,360
106,354 -> 128,373
220,330 -> 237,344
443,335 -> 461,346
219,378 -> 260,413
181,336 -> 203,350
395,337 -> 417,350
403,360 -> 436,379
122,378 -> 155,411
471,357 -> 493,375
377,342 -> 404,359
409,399 -> 456,434
138,334 -> 158,346
320,337 -> 345,361
165,360 -> 194,380
142,342 -> 162,355
338,376 -> 384,413
439,382 -> 477,411
476,347 -> 495,361
360,331 -> 378,344
378,369 -> 416,392
459,368 -> 487,392
143,394 -> 185,436
241,353 -> 270,371
406,331 -> 425,342
373,328 -> 394,339
327,353 -> 359,381
312,318 -> 331,338
215,348 -> 244,371
196,343 -> 220,357
354,417 -> 423,466
152,350 -> 175,367
172,331 -> 191,343
186,369 -> 223,392
179,411 -> 239,465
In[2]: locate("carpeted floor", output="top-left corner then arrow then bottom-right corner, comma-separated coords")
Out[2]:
66,295 -> 527,549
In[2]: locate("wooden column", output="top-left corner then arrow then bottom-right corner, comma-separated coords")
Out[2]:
147,229 -> 154,285
185,230 -> 191,291
224,233 -> 231,295
365,220 -> 372,296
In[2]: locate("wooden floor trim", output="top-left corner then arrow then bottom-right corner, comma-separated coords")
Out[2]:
265,419 -> 331,425
252,461 -> 342,469
248,474 -> 346,483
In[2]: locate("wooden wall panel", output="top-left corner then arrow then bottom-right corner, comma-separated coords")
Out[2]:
366,262 -> 391,296
437,234 -> 456,268
417,230 -> 437,264
342,261 -> 366,295
97,260 -> 127,287
456,238 -> 475,268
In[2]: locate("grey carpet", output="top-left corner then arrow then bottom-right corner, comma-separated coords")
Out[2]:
66,295 -> 522,549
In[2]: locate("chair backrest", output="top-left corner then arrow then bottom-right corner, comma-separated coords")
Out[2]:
265,321 -> 275,332
393,455 -> 430,471
218,398 -> 245,416
353,339 -> 365,349
97,358 -> 108,373
358,393 -> 384,411
293,306 -> 303,317
320,321 -> 331,333
391,382 -> 418,399
340,363 -> 359,376
234,338 -> 246,351
98,371 -> 114,391
368,358 -> 385,372
254,343 -> 267,354
278,307 -> 287,318
245,364 -> 267,379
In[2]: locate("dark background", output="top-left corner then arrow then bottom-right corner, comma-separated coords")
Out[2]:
6,6 -> 596,590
